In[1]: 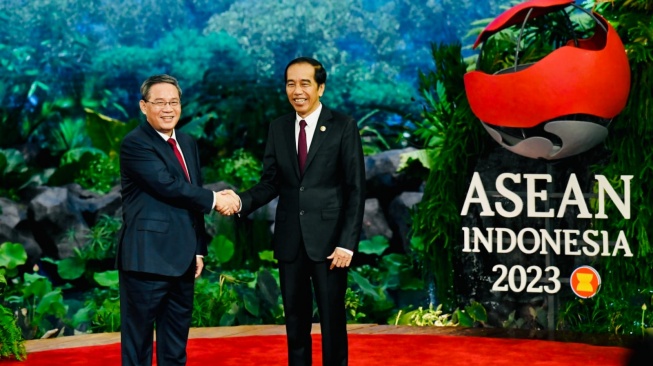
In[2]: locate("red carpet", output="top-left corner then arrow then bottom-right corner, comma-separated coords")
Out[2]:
2,334 -> 631,365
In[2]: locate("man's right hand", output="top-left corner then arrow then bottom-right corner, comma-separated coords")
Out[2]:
214,189 -> 240,215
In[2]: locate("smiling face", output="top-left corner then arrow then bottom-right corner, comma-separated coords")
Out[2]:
285,62 -> 325,118
139,82 -> 181,136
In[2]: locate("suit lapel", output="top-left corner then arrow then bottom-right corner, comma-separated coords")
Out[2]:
304,107 -> 333,174
282,114 -> 301,179
142,124 -> 193,183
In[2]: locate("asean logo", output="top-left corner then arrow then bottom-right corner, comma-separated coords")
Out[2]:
464,0 -> 630,160
570,265 -> 601,299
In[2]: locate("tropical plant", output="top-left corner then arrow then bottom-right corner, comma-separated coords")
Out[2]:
1,241 -> 68,340
74,270 -> 121,334
192,251 -> 284,327
552,0 -> 653,335
0,301 -> 26,361
394,303 -> 456,327
409,42 -> 487,310
0,243 -> 27,361
348,235 -> 424,324
393,300 -> 487,327
0,149 -> 42,201
204,148 -> 263,191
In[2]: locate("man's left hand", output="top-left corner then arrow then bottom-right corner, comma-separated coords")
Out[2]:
327,248 -> 353,270
195,256 -> 204,278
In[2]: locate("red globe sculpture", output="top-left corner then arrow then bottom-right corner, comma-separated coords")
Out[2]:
464,0 -> 630,160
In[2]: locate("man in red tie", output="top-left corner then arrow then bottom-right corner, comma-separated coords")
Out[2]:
225,57 -> 366,365
117,74 -> 239,366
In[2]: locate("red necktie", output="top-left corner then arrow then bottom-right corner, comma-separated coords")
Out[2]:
298,120 -> 307,174
167,138 -> 190,181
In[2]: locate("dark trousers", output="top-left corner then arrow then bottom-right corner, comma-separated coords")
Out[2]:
119,263 -> 195,366
279,245 -> 349,366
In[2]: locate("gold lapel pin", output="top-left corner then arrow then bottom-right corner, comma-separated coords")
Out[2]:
320,126 -> 326,132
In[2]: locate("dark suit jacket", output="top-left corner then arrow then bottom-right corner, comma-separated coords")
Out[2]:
118,123 -> 213,276
240,106 -> 366,262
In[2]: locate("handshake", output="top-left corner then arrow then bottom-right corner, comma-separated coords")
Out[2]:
213,189 -> 240,216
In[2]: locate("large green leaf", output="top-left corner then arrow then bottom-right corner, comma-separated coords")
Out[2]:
255,269 -> 280,308
219,303 -> 238,326
94,270 -> 119,287
84,108 -> 140,160
209,235 -> 235,264
22,273 -> 51,299
47,149 -> 105,187
358,235 -> 389,256
258,250 -> 277,264
243,290 -> 260,317
35,290 -> 67,318
454,309 -> 474,327
57,256 -> 86,280
180,112 -> 217,140
0,242 -> 27,270
72,304 -> 93,327
349,270 -> 381,301
465,300 -> 488,322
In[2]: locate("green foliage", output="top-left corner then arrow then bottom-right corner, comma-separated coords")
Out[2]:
345,288 -> 366,323
47,148 -> 119,194
460,300 -> 488,325
395,303 -> 455,326
0,244 -> 27,361
393,300 -> 487,327
78,270 -> 120,333
410,42 -> 487,310
554,0 -> 653,335
44,215 -> 121,282
8,214 -> 120,337
398,149 -> 431,172
0,149 -> 42,201
0,302 -> 26,361
91,28 -> 253,94
470,6 -> 595,75
358,235 -> 390,256
502,306 -> 547,330
4,272 -> 68,339
209,234 -> 236,264
357,110 -> 393,156
192,268 -> 284,327
204,148 -> 263,190
557,289 -> 653,336
203,0 -> 433,139
84,109 -> 140,162
348,236 -> 424,323
46,109 -> 138,193
0,243 -> 28,278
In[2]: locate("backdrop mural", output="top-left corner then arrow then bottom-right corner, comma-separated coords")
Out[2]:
1,0 -> 653,361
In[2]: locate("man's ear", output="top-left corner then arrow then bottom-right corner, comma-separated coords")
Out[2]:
139,100 -> 147,115
318,83 -> 325,98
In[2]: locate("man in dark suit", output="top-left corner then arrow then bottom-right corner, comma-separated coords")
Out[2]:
228,57 -> 366,365
118,74 -> 238,366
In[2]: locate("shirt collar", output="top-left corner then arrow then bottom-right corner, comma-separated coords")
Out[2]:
155,129 -> 177,142
296,103 -> 322,127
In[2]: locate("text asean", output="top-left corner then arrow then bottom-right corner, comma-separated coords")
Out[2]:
460,173 -> 632,219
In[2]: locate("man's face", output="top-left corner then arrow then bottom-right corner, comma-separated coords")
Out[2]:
286,63 -> 325,118
139,83 -> 181,136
